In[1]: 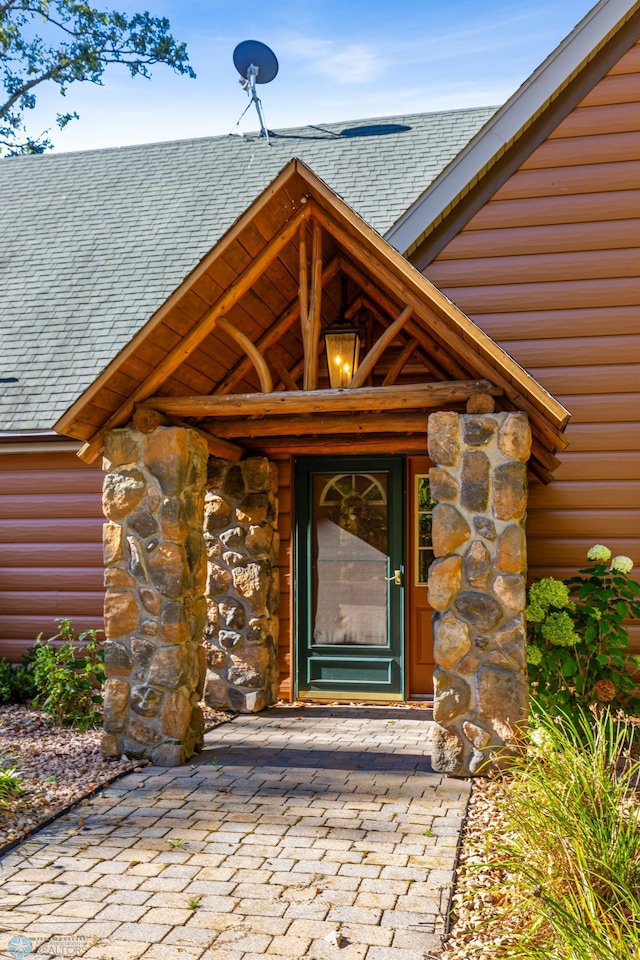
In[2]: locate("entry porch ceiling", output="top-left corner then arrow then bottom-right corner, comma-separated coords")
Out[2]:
55,159 -> 570,482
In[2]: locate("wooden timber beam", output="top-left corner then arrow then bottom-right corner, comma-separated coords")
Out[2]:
349,306 -> 413,389
336,252 -> 569,455
217,317 -> 273,394
383,339 -> 419,386
217,254 -> 340,395
302,219 -> 323,390
167,418 -> 243,460
310,201 -> 570,435
132,407 -> 168,433
344,295 -> 434,384
255,435 -> 429,456
77,204 -> 312,463
265,348 -> 300,391
337,255 -> 469,382
207,411 -> 429,439
131,407 -> 244,459
143,379 -> 503,419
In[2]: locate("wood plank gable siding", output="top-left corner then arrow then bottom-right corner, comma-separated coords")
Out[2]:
0,451 -> 104,660
425,39 -> 640,652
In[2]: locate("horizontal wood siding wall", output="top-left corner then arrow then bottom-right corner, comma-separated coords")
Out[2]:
0,450 -> 104,660
0,447 -> 297,696
425,41 -> 640,652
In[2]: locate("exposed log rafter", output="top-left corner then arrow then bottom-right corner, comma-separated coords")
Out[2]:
349,306 -> 413,389
266,347 -> 300,391
217,255 -> 340,396
143,379 -> 503,419
302,219 -> 323,391
217,317 -> 273,394
383,339 -> 419,387
77,204 -> 312,463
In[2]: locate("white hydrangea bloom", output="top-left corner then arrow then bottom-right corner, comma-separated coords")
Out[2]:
587,544 -> 612,562
611,555 -> 633,574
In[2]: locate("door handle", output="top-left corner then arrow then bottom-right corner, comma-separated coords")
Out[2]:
385,569 -> 403,585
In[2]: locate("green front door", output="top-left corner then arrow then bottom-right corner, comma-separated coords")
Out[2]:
295,456 -> 405,699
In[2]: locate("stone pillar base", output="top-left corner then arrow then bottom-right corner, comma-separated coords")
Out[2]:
100,426 -> 208,765
202,457 -> 280,713
427,411 -> 531,775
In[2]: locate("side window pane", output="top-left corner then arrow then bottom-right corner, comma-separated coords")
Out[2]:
415,475 -> 434,585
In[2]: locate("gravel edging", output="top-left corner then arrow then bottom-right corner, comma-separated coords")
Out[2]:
440,776 -> 514,959
0,705 -> 234,860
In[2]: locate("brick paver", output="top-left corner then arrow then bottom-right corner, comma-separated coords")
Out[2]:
0,707 -> 469,958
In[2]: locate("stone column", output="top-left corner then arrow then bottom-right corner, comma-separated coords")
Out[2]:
427,411 -> 531,775
202,457 -> 280,713
100,426 -> 208,766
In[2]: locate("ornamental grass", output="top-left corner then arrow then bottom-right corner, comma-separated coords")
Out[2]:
493,707 -> 640,959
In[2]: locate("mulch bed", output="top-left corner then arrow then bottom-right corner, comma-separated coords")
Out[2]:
441,778 -> 517,959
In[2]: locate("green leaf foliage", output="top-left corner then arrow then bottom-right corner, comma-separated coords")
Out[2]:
31,617 -> 104,729
0,0 -> 195,155
0,648 -> 37,705
526,546 -> 640,721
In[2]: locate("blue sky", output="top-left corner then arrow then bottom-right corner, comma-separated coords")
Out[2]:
31,0 -> 598,153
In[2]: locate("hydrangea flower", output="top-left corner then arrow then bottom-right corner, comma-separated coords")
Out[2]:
526,644 -> 543,666
526,577 -> 571,623
541,611 -> 580,647
610,555 -> 633,575
587,544 -> 612,562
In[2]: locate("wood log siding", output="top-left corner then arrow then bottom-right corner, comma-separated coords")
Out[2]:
0,448 -> 302,691
273,455 -> 293,700
424,39 -> 640,655
0,451 -> 104,661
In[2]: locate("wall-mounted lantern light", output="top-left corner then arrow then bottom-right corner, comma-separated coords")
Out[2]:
323,274 -> 362,389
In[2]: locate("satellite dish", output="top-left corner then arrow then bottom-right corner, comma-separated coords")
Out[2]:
233,40 -> 279,85
232,40 -> 279,143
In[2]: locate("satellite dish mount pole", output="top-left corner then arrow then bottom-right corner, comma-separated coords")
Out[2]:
240,63 -> 270,144
233,41 -> 278,144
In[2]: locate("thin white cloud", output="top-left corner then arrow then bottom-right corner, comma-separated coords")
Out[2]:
278,36 -> 388,85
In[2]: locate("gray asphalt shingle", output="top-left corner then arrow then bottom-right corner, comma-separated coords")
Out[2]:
0,107 -> 496,432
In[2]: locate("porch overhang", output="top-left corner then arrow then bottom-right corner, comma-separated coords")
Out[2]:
54,158 -> 570,482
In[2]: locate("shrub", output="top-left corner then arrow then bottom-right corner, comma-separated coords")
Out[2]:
0,658 -> 15,705
526,545 -> 640,718
0,649 -> 37,706
493,707 -> 640,959
31,618 -> 104,730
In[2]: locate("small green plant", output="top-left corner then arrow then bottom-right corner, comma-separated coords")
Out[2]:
167,838 -> 184,847
526,545 -> 640,718
491,707 -> 640,959
187,896 -> 202,909
31,618 -> 104,729
0,648 -> 37,705
0,756 -> 25,806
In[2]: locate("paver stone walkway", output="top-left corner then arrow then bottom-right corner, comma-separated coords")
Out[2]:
0,706 -> 470,960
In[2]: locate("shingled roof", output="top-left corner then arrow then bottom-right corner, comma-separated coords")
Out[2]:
0,107 -> 496,433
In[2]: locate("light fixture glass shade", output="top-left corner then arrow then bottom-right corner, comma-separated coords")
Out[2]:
323,325 -> 361,389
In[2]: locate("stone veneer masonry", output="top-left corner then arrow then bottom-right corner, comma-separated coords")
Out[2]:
202,457 -> 280,714
427,411 -> 531,776
100,427 -> 209,766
